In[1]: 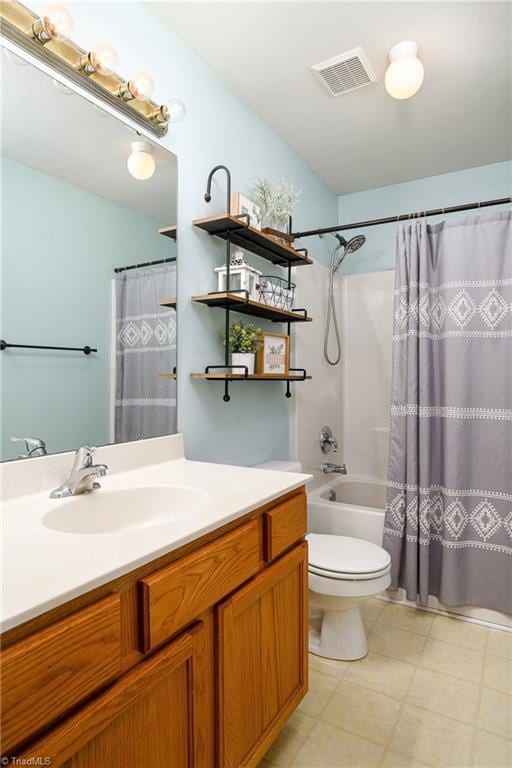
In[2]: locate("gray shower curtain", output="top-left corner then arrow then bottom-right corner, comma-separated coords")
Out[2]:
115,266 -> 177,443
383,211 -> 512,614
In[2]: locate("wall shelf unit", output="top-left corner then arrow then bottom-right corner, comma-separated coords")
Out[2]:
186,166 -> 313,402
193,215 -> 312,266
192,293 -> 312,323
191,372 -> 311,382
159,297 -> 177,308
158,225 -> 177,241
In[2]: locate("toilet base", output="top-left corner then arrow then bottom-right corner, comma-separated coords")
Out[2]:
308,606 -> 368,661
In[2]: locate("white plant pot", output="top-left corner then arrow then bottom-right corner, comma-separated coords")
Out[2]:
231,353 -> 255,375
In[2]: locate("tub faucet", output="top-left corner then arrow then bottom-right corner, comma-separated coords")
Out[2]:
322,462 -> 347,475
50,446 -> 108,498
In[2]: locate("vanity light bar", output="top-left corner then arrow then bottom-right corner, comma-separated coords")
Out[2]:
0,1 -> 172,137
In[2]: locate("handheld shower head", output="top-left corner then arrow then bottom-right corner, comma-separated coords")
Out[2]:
332,232 -> 366,273
334,233 -> 366,254
323,230 -> 366,366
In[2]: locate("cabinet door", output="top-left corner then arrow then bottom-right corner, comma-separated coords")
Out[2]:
218,543 -> 308,768
17,620 -> 214,768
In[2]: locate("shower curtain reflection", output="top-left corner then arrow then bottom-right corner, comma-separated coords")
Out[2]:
115,266 -> 177,443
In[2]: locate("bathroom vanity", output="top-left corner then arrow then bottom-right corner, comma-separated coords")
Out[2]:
0,437 -> 309,767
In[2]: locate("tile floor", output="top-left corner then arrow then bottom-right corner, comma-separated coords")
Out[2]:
260,600 -> 512,768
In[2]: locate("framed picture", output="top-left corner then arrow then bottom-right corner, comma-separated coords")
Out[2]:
256,332 -> 290,376
230,192 -> 261,230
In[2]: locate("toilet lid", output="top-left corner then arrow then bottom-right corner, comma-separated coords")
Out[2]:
307,533 -> 391,577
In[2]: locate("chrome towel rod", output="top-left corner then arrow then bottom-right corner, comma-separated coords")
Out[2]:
292,197 -> 512,239
114,256 -> 176,274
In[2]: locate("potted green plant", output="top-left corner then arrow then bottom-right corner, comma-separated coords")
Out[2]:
224,319 -> 263,375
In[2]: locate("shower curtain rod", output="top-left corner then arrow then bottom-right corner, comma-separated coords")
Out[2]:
292,196 -> 512,239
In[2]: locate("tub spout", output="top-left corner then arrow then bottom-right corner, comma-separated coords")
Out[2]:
322,462 -> 347,475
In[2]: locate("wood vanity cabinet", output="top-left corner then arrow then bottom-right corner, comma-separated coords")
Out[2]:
0,487 -> 308,768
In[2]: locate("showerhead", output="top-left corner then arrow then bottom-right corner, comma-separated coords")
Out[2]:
334,233 -> 366,254
332,232 -> 366,272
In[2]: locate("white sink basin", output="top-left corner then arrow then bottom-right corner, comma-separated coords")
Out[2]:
42,485 -> 208,534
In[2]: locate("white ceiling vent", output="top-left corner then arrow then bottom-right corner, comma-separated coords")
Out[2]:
311,47 -> 377,97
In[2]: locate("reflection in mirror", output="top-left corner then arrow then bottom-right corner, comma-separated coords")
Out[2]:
0,50 -> 178,460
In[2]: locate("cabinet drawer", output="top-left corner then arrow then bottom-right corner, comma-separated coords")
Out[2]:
264,492 -> 307,561
1,594 -> 122,754
139,519 -> 262,651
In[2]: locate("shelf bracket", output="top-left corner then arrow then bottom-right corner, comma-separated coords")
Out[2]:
204,364 -> 249,403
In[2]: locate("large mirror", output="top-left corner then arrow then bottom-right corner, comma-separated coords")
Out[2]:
0,51 -> 178,461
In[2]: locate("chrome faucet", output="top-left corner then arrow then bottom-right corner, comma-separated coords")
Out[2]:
50,446 -> 108,499
11,436 -> 47,459
322,462 -> 347,475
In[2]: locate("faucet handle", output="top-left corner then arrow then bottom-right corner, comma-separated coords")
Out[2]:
319,426 -> 338,454
72,445 -> 97,470
11,436 -> 47,458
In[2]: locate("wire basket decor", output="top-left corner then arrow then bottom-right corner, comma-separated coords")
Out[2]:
257,275 -> 296,311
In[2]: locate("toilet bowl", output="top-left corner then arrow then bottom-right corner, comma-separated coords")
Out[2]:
252,460 -> 391,661
308,533 -> 391,660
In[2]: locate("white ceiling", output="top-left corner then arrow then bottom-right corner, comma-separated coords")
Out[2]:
148,1 -> 511,194
1,50 -> 177,222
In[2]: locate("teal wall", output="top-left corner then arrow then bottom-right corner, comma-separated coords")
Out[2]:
25,1 -> 338,466
0,156 -> 172,460
337,161 -> 512,275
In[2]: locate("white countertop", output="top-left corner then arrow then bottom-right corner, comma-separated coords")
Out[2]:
1,436 -> 310,632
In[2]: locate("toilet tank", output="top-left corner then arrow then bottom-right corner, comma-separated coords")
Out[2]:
253,460 -> 303,473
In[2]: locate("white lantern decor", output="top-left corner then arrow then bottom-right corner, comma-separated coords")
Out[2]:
215,249 -> 262,301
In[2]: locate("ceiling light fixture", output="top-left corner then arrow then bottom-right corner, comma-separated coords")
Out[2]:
32,3 -> 74,43
127,140 -> 155,181
80,42 -> 119,76
385,41 -> 424,100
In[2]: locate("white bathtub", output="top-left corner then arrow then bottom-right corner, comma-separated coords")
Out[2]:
308,477 -> 387,546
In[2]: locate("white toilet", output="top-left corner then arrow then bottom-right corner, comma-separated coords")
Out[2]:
253,460 -> 391,662
308,533 -> 391,660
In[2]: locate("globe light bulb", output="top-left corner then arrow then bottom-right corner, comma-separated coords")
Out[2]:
90,42 -> 119,75
385,41 -> 424,100
166,96 -> 186,123
129,70 -> 155,100
127,141 -> 155,181
37,4 -> 74,41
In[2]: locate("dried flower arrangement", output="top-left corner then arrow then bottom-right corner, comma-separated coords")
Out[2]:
252,175 -> 302,233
